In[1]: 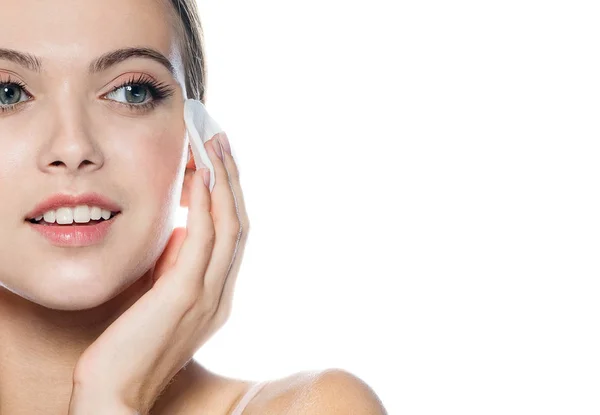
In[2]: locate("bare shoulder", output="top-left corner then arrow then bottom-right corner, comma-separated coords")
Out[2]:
151,362 -> 387,415
244,368 -> 388,415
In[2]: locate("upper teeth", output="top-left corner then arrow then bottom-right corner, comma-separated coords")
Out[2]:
33,206 -> 115,224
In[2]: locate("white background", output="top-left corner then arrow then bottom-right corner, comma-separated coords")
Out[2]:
176,1 -> 600,413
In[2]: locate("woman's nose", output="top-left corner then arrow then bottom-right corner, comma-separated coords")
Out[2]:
38,98 -> 104,175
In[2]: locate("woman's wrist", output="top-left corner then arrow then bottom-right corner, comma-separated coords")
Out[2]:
68,384 -> 140,415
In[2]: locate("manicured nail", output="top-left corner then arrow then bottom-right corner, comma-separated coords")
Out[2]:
212,138 -> 223,161
218,133 -> 232,156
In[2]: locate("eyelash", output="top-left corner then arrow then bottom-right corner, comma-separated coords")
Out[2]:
0,74 -> 176,113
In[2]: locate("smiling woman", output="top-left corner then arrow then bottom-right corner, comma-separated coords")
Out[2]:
0,0 -> 386,414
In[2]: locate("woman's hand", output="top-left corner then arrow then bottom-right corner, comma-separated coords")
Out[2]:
68,135 -> 249,415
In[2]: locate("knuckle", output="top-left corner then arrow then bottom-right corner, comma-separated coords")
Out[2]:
201,293 -> 220,317
201,223 -> 217,247
181,293 -> 200,311
239,220 -> 250,241
192,216 -> 215,246
169,280 -> 200,309
215,307 -> 231,327
227,218 -> 242,239
230,164 -> 240,181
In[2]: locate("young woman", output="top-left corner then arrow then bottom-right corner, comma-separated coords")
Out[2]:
0,0 -> 387,413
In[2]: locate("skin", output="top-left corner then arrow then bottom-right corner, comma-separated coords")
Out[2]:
0,0 -> 215,412
0,0 -> 387,413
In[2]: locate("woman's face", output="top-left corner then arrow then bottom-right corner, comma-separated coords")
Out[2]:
0,0 -> 190,310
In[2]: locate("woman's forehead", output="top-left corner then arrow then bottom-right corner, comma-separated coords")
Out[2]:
0,0 -> 179,71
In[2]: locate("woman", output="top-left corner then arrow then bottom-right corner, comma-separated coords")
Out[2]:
0,0 -> 387,413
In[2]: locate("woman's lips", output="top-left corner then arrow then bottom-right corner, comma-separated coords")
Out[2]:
27,213 -> 121,247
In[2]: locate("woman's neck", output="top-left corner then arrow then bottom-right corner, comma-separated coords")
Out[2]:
0,269 -> 155,414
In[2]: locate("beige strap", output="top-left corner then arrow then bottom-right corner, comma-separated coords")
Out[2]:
230,381 -> 268,415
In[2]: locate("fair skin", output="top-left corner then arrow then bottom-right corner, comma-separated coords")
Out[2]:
0,0 -> 387,414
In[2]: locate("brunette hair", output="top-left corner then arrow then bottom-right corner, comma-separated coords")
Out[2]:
166,0 -> 207,103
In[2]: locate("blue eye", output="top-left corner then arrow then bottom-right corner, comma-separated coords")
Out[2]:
0,73 -> 176,114
0,83 -> 28,104
0,77 -> 32,112
105,84 -> 150,104
103,74 -> 176,112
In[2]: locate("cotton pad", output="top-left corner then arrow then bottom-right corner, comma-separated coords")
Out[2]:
183,98 -> 224,193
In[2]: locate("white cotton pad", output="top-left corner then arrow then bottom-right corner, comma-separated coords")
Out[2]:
183,98 -> 224,193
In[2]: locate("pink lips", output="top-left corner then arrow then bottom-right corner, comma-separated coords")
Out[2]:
25,192 -> 122,221
24,191 -> 122,247
28,213 -> 121,247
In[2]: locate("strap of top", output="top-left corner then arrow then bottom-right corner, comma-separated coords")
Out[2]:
230,381 -> 268,415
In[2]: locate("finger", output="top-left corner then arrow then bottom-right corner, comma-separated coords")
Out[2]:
169,166 -> 215,292
151,227 -> 188,284
173,136 -> 238,300
215,224 -> 248,323
213,134 -> 251,315
199,137 -> 241,296
217,133 -> 250,231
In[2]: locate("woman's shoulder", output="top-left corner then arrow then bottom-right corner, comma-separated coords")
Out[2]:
152,361 -> 386,415
238,368 -> 387,415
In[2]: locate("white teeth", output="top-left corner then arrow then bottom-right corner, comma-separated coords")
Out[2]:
56,207 -> 73,224
90,206 -> 102,220
33,205 -> 116,224
43,210 -> 56,224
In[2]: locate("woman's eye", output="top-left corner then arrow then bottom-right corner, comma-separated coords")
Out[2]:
105,84 -> 152,105
0,84 -> 30,106
0,78 -> 170,114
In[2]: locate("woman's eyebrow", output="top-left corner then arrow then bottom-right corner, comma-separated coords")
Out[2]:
0,46 -> 175,76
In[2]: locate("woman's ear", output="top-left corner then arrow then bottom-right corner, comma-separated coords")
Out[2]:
179,144 -> 197,208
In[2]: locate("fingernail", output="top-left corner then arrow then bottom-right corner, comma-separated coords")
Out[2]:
218,133 -> 232,156
212,139 -> 223,161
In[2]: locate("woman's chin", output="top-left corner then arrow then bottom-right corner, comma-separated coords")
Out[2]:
10,263 -> 145,311
3,214 -> 173,311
